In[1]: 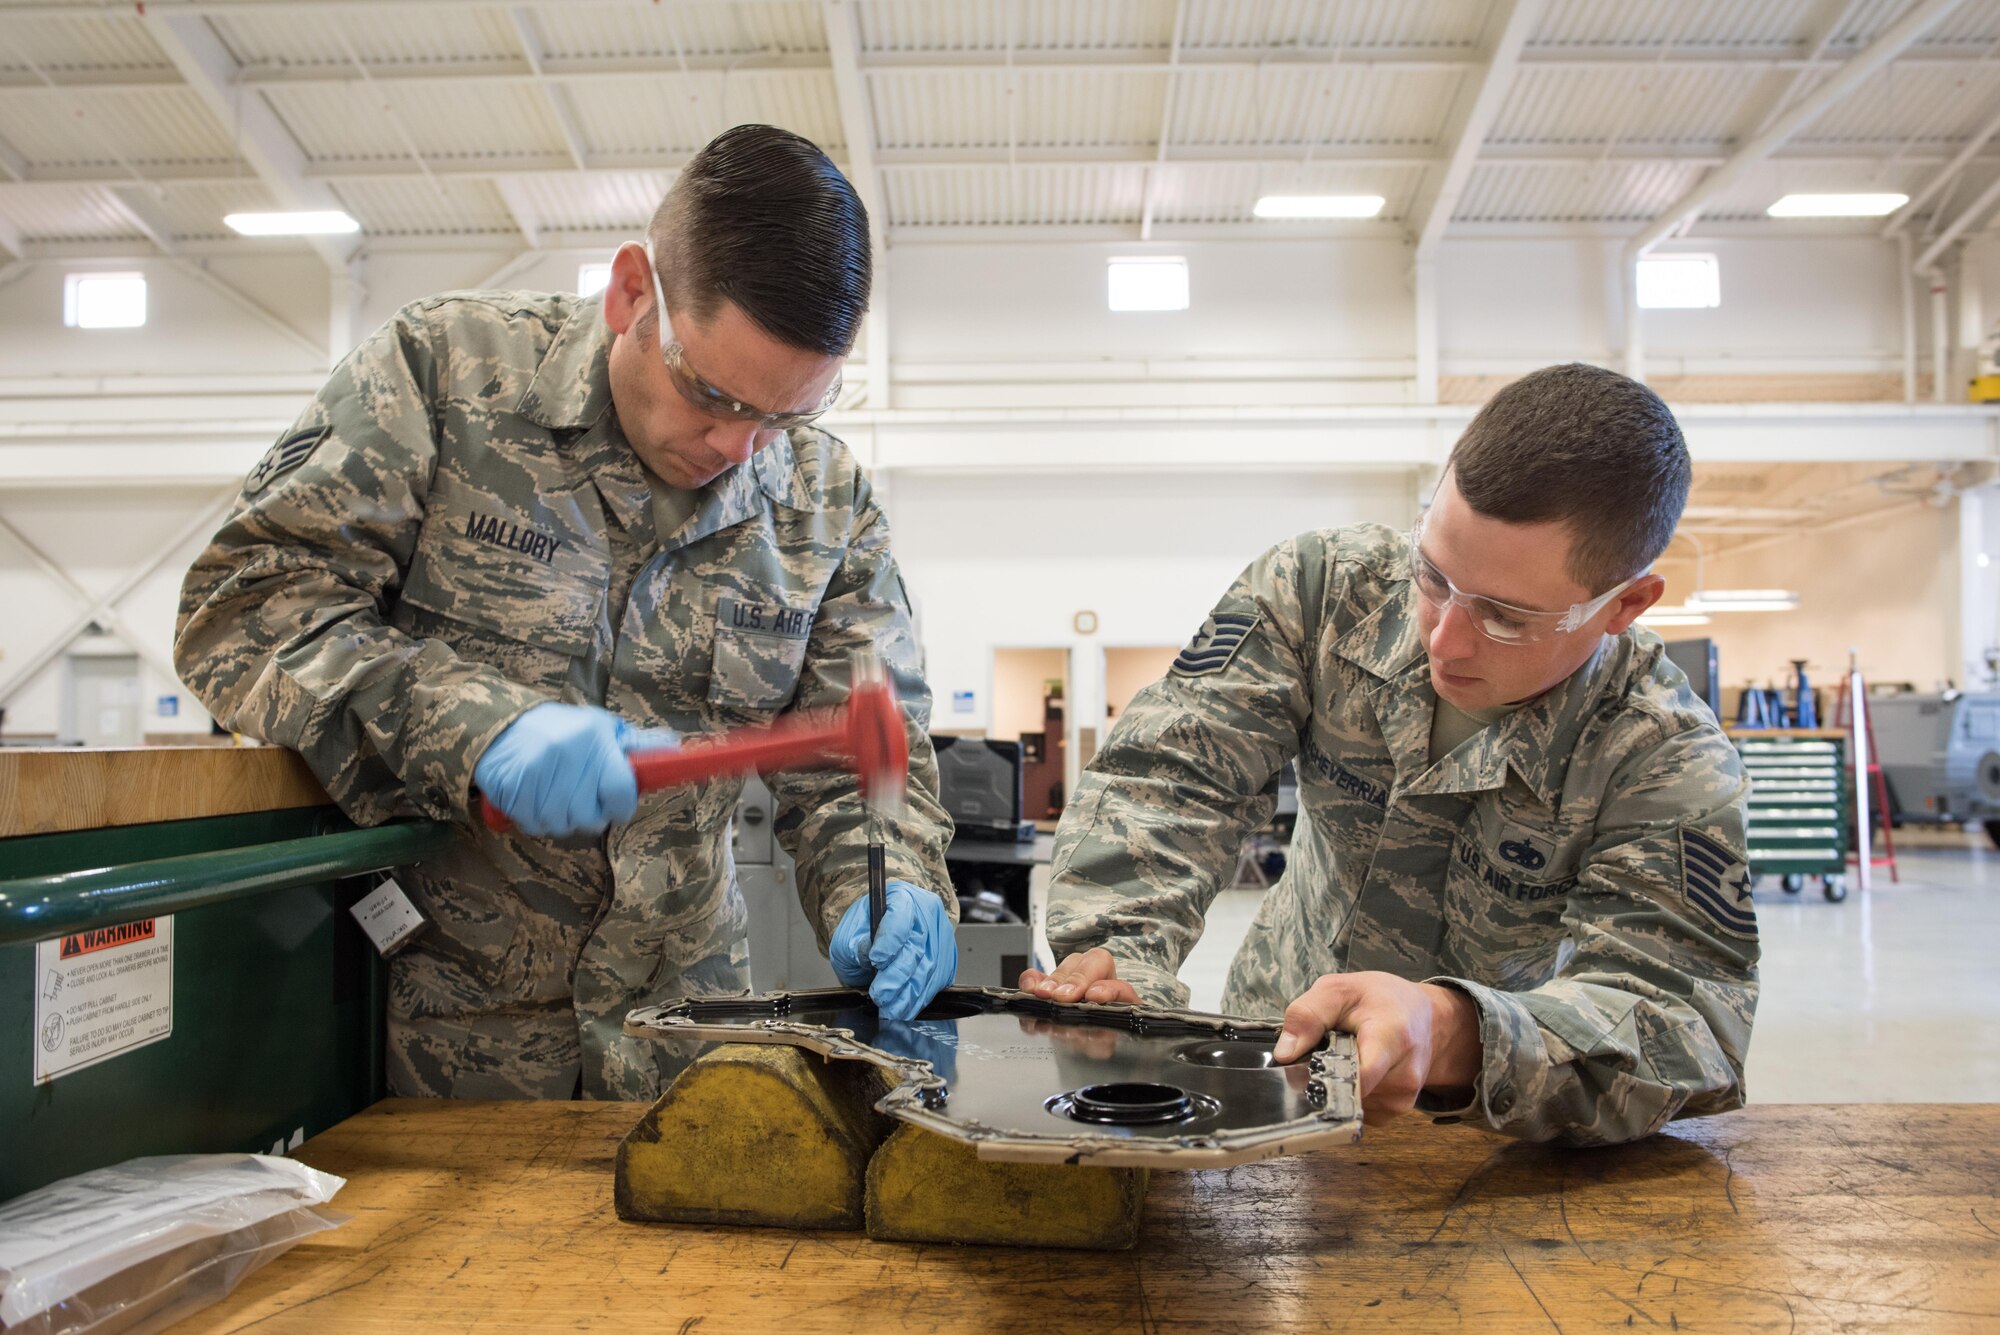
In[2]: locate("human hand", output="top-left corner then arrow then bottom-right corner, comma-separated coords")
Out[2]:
1271,972 -> 1482,1127
829,881 -> 958,1020
474,704 -> 639,837
1018,947 -> 1142,1006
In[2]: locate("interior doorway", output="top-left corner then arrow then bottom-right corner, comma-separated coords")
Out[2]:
991,647 -> 1069,821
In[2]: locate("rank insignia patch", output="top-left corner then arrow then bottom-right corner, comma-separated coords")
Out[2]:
1170,612 -> 1260,677
246,425 -> 331,495
1680,826 -> 1757,939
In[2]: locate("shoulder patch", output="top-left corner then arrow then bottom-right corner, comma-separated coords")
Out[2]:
1679,826 -> 1757,939
246,425 -> 331,495
1171,611 -> 1260,678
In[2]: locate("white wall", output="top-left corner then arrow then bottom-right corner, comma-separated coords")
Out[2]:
888,468 -> 1417,749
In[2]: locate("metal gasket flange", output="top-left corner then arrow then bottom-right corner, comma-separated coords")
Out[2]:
625,986 -> 1362,1168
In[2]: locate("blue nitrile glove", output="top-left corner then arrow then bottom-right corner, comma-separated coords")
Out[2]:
473,704 -> 640,837
828,880 -> 958,1021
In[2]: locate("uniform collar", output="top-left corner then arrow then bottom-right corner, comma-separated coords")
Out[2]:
657,429 -> 811,553
1337,579 -> 1621,807
518,299 -> 614,430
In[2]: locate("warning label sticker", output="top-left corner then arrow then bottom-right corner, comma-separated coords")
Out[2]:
33,916 -> 174,1084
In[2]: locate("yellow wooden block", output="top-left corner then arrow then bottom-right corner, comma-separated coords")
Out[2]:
865,1123 -> 1150,1250
616,1043 -> 893,1229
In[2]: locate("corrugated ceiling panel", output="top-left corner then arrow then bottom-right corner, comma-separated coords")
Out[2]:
1699,156 -> 1993,220
881,163 -> 1148,224
0,87 -> 236,169
263,82 -> 567,165
857,0 -> 1170,54
207,8 -> 522,70
0,184 -> 144,241
1181,0 -> 1488,54
531,1 -> 827,60
1494,64 -> 1775,148
1148,161 -> 1425,222
565,72 -> 844,156
1531,0 -> 1820,53
0,14 -> 175,77
1171,65 -> 1461,148
508,170 -> 676,232
870,69 -> 1161,149
330,177 -> 517,236
1454,160 -> 1705,221
143,180 -> 283,242
1915,0 -> 2000,50
1804,62 -> 2000,147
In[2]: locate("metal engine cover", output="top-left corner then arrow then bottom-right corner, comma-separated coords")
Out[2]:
624,987 -> 1362,1168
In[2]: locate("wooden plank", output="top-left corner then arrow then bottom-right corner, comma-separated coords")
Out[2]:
172,1099 -> 2000,1333
0,746 -> 330,837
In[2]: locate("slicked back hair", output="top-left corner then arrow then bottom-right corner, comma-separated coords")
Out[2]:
645,124 -> 871,356
1445,363 -> 1690,593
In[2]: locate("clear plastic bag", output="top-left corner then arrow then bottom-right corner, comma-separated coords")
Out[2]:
0,1154 -> 347,1335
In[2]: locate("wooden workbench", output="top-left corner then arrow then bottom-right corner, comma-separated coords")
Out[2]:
177,1099 -> 2000,1333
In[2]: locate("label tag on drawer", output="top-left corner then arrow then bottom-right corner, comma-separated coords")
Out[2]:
34,917 -> 174,1084
349,878 -> 429,958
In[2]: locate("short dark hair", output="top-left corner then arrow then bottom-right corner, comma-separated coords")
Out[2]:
1446,363 -> 1689,591
646,124 -> 871,356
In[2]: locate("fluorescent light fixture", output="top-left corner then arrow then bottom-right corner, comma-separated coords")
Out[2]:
1686,589 -> 1800,612
1767,193 -> 1909,218
1636,254 -> 1720,309
63,272 -> 146,329
577,262 -> 611,298
1639,607 -> 1713,627
223,210 -> 361,236
1107,256 -> 1189,312
1253,194 -> 1385,219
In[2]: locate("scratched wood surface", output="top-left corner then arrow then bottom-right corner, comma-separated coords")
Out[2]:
174,1099 -> 2000,1334
0,746 -> 328,837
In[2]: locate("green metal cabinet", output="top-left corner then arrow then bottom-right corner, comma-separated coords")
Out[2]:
0,805 -> 451,1201
1733,732 -> 1851,902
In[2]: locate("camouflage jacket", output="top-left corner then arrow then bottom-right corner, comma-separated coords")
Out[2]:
1047,524 -> 1757,1145
175,291 -> 954,1099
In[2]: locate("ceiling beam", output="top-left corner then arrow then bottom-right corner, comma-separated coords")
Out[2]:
1137,0 -> 1186,241
0,213 -> 23,262
139,13 -> 358,271
9,142 -> 1999,192
822,0 -> 892,410
504,8 -> 591,172
1740,0 -> 1868,141
1625,0 -> 1969,261
1409,0 -> 1545,259
492,176 -> 542,248
1913,172 -> 2000,270
1884,92 -> 2000,236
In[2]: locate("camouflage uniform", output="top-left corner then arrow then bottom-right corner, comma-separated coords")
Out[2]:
175,292 -> 954,1101
1048,525 -> 1757,1146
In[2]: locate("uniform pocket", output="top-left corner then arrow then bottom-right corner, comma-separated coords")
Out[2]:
708,594 -> 812,716
401,503 -> 606,654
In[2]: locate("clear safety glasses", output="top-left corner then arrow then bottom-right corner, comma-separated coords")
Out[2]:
1407,520 -> 1638,645
642,239 -> 842,431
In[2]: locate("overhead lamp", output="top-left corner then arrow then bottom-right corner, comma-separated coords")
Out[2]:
1252,195 -> 1385,219
1684,589 -> 1800,613
224,210 -> 362,236
1766,193 -> 1908,218
1638,607 -> 1713,627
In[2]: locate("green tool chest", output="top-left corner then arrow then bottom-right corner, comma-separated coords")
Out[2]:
1731,731 -> 1851,902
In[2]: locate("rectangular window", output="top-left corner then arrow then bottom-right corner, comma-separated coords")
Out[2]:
1636,254 -> 1720,310
1107,256 -> 1189,312
64,272 -> 147,328
577,262 -> 611,299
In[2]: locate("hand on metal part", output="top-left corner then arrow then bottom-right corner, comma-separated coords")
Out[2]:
1018,947 -> 1142,1006
473,703 -> 644,837
829,880 -> 958,1021
1271,971 -> 1483,1127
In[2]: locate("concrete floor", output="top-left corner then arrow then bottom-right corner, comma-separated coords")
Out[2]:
1177,829 -> 2000,1103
